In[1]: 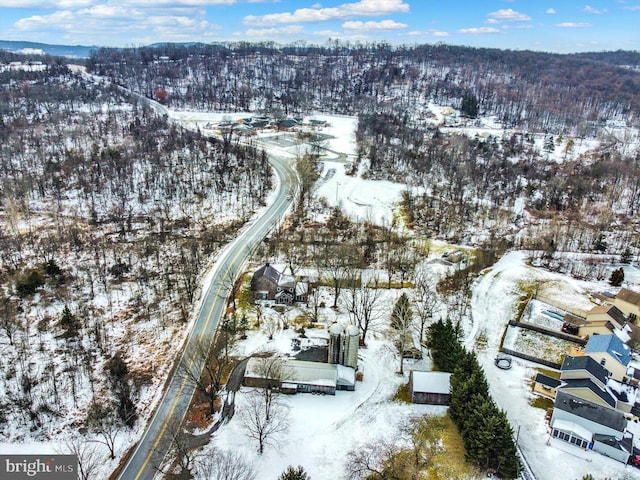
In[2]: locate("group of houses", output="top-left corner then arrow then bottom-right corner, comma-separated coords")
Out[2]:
207,116 -> 328,136
562,287 -> 640,342
250,263 -> 455,404
533,287 -> 640,465
244,263 -> 358,396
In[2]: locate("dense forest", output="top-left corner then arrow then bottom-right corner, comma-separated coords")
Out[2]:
86,42 -> 640,268
0,58 -> 271,448
87,42 -> 640,134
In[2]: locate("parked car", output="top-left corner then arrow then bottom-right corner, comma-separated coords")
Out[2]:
561,322 -> 579,335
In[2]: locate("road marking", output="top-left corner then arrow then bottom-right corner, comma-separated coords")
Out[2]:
133,256 -> 240,478
122,156 -> 296,479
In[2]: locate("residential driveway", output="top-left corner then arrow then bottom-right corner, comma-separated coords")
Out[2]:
219,357 -> 250,423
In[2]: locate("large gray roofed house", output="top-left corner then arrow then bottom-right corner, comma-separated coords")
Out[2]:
561,355 -> 609,386
554,390 -> 626,432
559,379 -> 617,408
253,263 -> 281,286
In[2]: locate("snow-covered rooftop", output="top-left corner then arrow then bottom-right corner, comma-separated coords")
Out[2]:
410,371 -> 452,395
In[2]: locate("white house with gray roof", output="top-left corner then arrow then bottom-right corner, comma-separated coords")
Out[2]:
550,390 -> 627,451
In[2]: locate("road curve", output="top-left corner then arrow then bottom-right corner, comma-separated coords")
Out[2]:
69,66 -> 297,479
116,145 -> 297,479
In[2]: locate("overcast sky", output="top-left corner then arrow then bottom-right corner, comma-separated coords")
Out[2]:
1,0 -> 639,53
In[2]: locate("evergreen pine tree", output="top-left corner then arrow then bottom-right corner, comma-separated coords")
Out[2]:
491,410 -> 521,479
461,94 -> 479,118
463,397 -> 500,466
60,305 -> 79,337
278,465 -> 310,480
609,267 -> 624,286
449,369 -> 489,426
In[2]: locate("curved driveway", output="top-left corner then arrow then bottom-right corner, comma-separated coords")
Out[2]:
116,143 -> 297,479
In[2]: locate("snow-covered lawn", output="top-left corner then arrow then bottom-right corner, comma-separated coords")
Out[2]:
503,326 -> 575,365
522,298 -> 567,330
315,160 -> 407,225
206,321 -> 448,480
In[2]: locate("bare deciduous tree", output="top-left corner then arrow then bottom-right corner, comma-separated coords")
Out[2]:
60,436 -> 102,480
241,390 -> 289,455
345,273 -> 384,347
177,335 -> 229,415
0,295 -> 20,346
390,293 -> 414,375
345,439 -> 402,480
322,244 -> 357,309
86,400 -> 124,459
194,450 -> 256,480
263,312 -> 280,341
158,419 -> 197,478
241,356 -> 290,454
411,269 -> 438,345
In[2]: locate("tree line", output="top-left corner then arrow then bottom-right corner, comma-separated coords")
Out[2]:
426,319 -> 521,479
0,55 -> 273,468
85,41 -> 640,134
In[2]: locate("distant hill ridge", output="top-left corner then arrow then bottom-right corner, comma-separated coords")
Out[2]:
0,40 -> 96,59
2,39 -> 640,66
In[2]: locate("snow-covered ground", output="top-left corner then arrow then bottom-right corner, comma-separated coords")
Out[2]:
471,252 -> 640,480
203,296 -> 449,480
166,109 -> 407,226
5,92 -> 639,479
164,107 -> 640,479
201,250 -> 640,480
315,160 -> 407,225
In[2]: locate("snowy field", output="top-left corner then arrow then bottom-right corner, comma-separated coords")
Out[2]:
168,109 -> 407,226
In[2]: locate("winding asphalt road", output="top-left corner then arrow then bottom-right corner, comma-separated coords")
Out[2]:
70,64 -> 299,479
116,135 -> 298,479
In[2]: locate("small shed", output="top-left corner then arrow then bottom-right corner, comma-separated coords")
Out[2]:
409,371 -> 452,405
